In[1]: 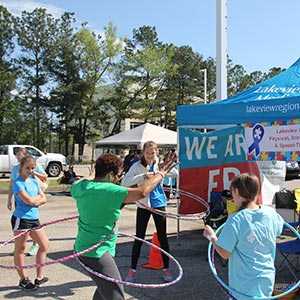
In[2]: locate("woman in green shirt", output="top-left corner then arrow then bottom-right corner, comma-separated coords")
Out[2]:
71,153 -> 175,300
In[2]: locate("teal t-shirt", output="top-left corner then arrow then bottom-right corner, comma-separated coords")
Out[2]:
217,206 -> 284,300
71,180 -> 128,258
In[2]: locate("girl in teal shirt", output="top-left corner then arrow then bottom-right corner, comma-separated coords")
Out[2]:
203,174 -> 284,300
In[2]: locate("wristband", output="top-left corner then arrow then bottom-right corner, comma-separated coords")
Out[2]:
211,235 -> 218,243
203,230 -> 217,242
156,171 -> 165,179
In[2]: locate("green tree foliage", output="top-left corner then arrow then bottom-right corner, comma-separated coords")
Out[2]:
160,46 -> 212,129
108,26 -> 175,132
263,67 -> 283,80
15,8 -> 57,148
46,12 -> 84,155
73,23 -> 123,158
227,60 -> 283,97
0,3 -> 290,157
1,96 -> 38,144
165,46 -> 206,103
0,5 -> 19,144
227,59 -> 247,96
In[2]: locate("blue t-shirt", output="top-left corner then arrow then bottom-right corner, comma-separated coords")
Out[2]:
149,164 -> 166,208
11,164 -> 45,182
217,206 -> 284,300
13,176 -> 40,220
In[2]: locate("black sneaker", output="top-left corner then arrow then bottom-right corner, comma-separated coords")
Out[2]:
19,278 -> 37,290
34,277 -> 49,286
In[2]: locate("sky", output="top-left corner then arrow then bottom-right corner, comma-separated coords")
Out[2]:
1,0 -> 300,73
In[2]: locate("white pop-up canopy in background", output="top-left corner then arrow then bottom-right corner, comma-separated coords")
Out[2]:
96,123 -> 177,149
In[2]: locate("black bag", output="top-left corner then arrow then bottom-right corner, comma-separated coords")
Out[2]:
274,189 -> 296,209
205,192 -> 228,229
209,191 -> 226,218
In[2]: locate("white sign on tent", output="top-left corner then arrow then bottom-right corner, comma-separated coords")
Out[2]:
245,123 -> 300,154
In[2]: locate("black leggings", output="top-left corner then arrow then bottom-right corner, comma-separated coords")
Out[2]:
79,252 -> 125,300
131,207 -> 169,269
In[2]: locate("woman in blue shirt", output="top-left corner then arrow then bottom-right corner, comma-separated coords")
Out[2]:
8,147 -> 48,257
12,156 -> 49,290
8,147 -> 48,211
122,141 -> 173,283
203,174 -> 284,300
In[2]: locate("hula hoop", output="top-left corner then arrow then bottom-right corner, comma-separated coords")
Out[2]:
0,215 -> 78,245
1,215 -> 183,289
137,188 -> 210,221
0,215 -> 107,270
77,231 -> 183,288
208,222 -> 300,300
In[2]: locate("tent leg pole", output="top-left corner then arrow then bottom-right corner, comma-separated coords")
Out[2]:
176,197 -> 180,243
176,128 -> 180,244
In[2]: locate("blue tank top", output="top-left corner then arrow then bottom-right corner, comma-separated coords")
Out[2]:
149,164 -> 166,208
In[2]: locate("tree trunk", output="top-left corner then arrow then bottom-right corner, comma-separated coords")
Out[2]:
58,132 -> 62,153
78,142 -> 85,162
35,60 -> 41,148
64,126 -> 69,157
35,103 -> 40,147
110,119 -> 121,135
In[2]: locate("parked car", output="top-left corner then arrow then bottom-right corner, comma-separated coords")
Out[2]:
0,145 -> 67,177
285,160 -> 300,181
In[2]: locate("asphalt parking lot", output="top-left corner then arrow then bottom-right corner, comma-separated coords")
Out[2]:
0,191 -> 214,300
0,176 -> 299,300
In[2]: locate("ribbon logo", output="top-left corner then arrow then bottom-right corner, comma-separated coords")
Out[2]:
248,124 -> 264,157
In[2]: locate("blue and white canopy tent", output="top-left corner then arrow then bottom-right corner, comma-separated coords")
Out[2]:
177,58 -> 300,214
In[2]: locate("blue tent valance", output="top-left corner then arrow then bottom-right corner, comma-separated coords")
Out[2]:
177,96 -> 300,126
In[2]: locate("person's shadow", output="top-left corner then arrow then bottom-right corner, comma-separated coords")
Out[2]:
0,248 -> 94,299
0,280 -> 94,299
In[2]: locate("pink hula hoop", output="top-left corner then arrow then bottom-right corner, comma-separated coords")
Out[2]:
77,231 -> 183,288
137,187 -> 209,221
0,215 -> 106,270
0,216 -> 183,289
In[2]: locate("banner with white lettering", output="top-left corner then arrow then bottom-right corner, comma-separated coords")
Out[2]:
178,126 -> 260,214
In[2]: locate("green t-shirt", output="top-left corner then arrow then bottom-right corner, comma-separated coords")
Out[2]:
71,179 -> 128,258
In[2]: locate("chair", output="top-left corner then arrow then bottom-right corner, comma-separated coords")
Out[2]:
294,188 -> 300,216
274,189 -> 300,284
276,222 -> 300,281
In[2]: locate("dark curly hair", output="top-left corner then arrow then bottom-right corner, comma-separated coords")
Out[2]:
95,153 -> 123,178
